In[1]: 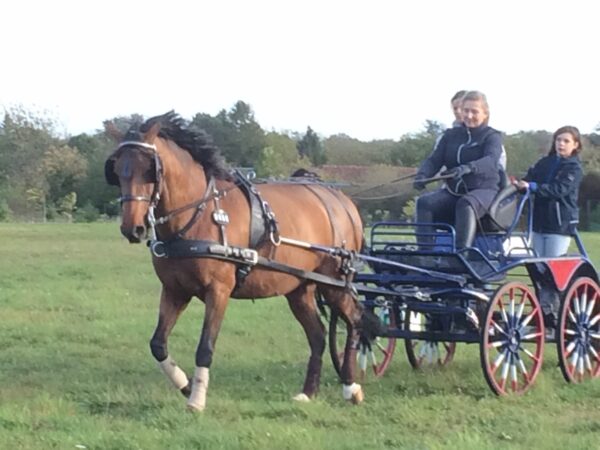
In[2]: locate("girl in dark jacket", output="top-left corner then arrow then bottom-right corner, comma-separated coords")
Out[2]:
414,90 -> 503,248
514,126 -> 583,257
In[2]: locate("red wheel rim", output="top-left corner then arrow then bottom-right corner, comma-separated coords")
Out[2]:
481,282 -> 544,395
558,277 -> 600,383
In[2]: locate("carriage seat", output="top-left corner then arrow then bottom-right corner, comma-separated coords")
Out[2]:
479,171 -> 519,233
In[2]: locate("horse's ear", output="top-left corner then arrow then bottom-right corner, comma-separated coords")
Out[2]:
143,122 -> 161,144
103,121 -> 124,142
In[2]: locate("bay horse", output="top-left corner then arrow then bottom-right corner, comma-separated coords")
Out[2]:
104,112 -> 372,411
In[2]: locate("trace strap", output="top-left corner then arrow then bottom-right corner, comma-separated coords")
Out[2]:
148,239 -> 349,289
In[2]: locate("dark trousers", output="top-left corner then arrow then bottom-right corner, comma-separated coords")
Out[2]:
416,189 -> 478,249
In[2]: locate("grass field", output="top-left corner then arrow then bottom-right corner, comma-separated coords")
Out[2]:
1,223 -> 600,450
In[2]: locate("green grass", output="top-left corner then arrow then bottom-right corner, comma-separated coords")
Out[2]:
2,223 -> 600,449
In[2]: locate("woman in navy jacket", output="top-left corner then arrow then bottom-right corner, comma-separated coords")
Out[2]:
515,125 -> 583,256
414,91 -> 503,248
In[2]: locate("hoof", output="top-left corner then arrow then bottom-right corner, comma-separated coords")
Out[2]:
180,382 -> 191,398
292,393 -> 311,402
343,383 -> 364,404
350,386 -> 364,405
186,402 -> 205,413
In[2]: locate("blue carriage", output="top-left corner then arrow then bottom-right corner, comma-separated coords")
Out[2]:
330,180 -> 600,395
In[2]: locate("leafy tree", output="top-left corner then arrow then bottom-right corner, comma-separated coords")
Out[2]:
69,132 -> 118,215
503,131 -> 551,176
0,106 -> 61,218
324,134 -> 393,165
26,188 -> 47,222
191,101 -> 265,167
297,126 -> 326,166
255,132 -> 305,178
389,120 -> 444,167
41,144 -> 88,205
56,192 -> 77,222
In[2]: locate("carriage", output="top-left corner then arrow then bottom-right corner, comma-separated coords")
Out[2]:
330,176 -> 600,395
105,111 -> 599,411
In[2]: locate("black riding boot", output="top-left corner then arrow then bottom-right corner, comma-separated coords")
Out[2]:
454,201 -> 477,249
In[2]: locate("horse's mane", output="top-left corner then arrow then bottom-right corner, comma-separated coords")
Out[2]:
127,111 -> 232,181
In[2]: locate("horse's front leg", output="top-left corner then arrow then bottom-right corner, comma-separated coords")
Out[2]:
150,287 -> 192,397
187,284 -> 232,412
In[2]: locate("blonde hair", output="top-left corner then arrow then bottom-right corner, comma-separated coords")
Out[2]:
461,90 -> 490,124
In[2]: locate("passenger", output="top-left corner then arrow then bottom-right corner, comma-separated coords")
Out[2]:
513,126 -> 583,327
450,90 -> 467,127
514,126 -> 583,256
413,90 -> 504,249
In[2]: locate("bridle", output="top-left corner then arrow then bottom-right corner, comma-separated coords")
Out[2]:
109,140 -> 234,242
115,141 -> 163,206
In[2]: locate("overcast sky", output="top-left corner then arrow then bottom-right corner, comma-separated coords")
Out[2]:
1,0 -> 599,141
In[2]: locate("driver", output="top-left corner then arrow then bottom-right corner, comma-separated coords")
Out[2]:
413,90 -> 504,249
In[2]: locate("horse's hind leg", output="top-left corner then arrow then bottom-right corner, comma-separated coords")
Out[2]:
285,283 -> 325,402
321,287 -> 365,404
150,287 -> 192,397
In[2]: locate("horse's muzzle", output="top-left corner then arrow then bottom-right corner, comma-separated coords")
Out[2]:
121,225 -> 146,243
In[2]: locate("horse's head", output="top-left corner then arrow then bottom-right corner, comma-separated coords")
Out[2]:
105,121 -> 163,243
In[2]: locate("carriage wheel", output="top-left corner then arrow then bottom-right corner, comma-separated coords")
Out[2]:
329,303 -> 397,379
480,281 -> 544,395
557,277 -> 600,383
404,311 -> 456,369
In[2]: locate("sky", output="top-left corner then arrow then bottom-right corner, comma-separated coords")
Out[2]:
1,0 -> 599,141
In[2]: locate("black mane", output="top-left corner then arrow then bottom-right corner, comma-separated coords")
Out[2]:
130,111 -> 232,181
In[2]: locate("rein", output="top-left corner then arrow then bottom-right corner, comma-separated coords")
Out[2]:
351,174 -> 455,201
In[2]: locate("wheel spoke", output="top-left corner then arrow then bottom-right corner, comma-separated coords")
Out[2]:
500,355 -> 511,382
568,308 -> 577,324
515,300 -> 525,322
509,296 -> 515,326
585,298 -> 596,321
368,349 -> 377,366
489,339 -> 508,348
574,294 -> 582,316
491,320 -> 509,337
581,290 -> 588,320
520,309 -> 538,328
520,346 -> 540,363
570,345 -> 580,369
491,348 -> 508,373
516,355 -> 529,378
589,345 -> 600,362
564,340 -> 577,357
585,353 -> 593,374
522,331 -> 543,340
589,314 -> 600,327
499,301 -> 509,325
577,350 -> 585,376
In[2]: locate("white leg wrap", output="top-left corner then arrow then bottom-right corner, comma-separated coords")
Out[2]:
187,367 -> 210,411
292,393 -> 311,402
343,383 -> 361,400
158,356 -> 189,390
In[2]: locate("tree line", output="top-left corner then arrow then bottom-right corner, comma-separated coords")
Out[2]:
1,101 -> 599,227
